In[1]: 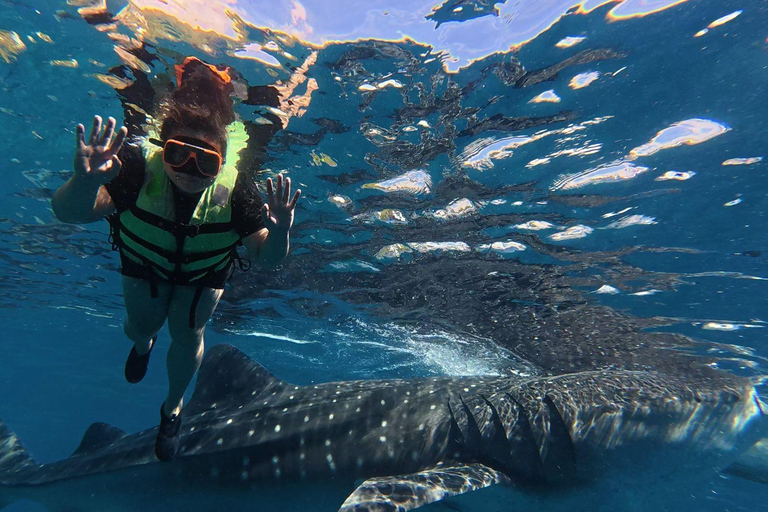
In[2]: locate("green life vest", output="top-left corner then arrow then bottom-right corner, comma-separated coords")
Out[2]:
115,122 -> 248,284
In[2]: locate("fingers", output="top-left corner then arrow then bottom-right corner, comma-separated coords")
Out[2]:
266,174 -> 301,208
283,176 -> 291,203
275,173 -> 284,202
85,115 -> 127,152
76,123 -> 86,149
99,117 -> 116,147
261,203 -> 272,225
108,126 -> 128,156
266,177 -> 274,203
289,189 -> 302,209
89,115 -> 102,146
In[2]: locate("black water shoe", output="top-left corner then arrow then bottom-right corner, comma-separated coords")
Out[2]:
124,335 -> 156,384
155,403 -> 182,462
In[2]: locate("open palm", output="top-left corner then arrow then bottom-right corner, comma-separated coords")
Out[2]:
74,115 -> 128,185
262,174 -> 301,233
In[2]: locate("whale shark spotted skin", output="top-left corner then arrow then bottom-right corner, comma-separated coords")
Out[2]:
0,344 -> 764,511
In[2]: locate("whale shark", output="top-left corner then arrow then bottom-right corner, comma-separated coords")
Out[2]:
0,344 -> 764,512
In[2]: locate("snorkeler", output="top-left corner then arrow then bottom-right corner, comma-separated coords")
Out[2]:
52,57 -> 301,461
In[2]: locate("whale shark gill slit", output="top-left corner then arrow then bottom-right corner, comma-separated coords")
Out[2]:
445,401 -> 464,460
458,396 -> 483,457
541,395 -> 577,482
504,392 -> 546,481
478,394 -> 527,478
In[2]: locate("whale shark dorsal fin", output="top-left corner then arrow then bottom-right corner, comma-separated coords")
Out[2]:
71,422 -> 127,457
185,344 -> 288,415
338,463 -> 510,511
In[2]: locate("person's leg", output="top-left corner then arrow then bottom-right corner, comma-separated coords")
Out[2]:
163,285 -> 224,416
122,275 -> 173,354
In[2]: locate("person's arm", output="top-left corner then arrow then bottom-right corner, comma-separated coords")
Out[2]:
241,174 -> 300,266
242,226 -> 289,266
52,116 -> 127,224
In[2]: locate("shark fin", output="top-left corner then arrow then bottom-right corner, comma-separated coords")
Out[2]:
338,463 -> 509,512
186,344 -> 287,415
724,438 -> 768,484
71,422 -> 127,457
0,418 -> 37,509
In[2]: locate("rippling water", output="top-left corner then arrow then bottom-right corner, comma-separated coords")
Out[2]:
1,0 -> 767,510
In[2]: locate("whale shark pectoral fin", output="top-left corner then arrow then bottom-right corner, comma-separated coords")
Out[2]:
185,344 -> 289,415
724,438 -> 768,485
338,463 -> 510,512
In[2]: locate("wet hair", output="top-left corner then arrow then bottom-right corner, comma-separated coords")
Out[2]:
157,59 -> 235,156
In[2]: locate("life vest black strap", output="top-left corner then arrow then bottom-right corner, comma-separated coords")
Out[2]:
117,238 -> 168,298
118,223 -> 178,262
181,245 -> 237,264
189,286 -> 204,329
114,213 -> 236,288
232,245 -> 251,272
128,205 -> 234,236
120,239 -> 231,286
107,214 -> 120,251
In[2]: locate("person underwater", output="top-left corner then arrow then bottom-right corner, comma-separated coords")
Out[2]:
52,57 -> 301,461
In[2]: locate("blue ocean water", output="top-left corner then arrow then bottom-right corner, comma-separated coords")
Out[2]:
1,0 -> 767,510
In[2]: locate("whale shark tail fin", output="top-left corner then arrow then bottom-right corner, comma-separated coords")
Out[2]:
0,418 -> 37,509
339,463 -> 510,511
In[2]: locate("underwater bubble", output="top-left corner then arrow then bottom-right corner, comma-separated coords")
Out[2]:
514,220 -> 555,231
569,71 -> 600,89
556,36 -> 586,48
530,90 -> 561,103
656,171 -> 696,181
605,215 -> 657,229
550,225 -> 593,241
552,161 -> 649,190
421,198 -> 477,221
629,119 -> 729,159
476,241 -> 526,255
362,170 -> 432,196
722,157 -> 762,166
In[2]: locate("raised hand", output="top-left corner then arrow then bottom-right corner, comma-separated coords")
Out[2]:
262,173 -> 301,233
74,115 -> 128,185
